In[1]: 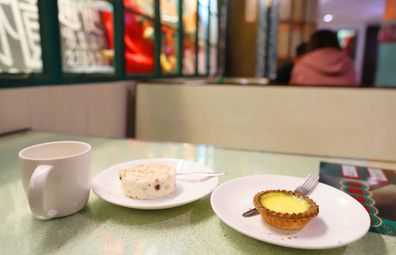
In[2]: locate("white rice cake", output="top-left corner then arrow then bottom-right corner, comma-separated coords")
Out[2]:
119,163 -> 176,200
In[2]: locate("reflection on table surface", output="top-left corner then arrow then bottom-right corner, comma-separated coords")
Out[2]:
1,131 -> 395,255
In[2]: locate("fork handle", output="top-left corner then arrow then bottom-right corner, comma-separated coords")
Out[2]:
242,208 -> 259,217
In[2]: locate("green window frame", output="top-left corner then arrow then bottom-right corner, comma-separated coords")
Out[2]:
0,0 -> 218,88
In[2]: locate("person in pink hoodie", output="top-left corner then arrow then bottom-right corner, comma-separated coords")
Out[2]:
290,30 -> 357,86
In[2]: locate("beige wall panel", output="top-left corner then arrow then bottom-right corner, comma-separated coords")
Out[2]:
48,86 -> 89,135
86,82 -> 128,138
0,82 -> 131,138
136,84 -> 396,161
0,88 -> 30,133
26,86 -> 53,132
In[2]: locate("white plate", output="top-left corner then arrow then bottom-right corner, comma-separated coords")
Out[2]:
92,158 -> 219,210
210,175 -> 370,250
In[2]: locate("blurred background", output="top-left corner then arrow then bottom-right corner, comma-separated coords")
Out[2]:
224,0 -> 395,87
1,0 -> 395,87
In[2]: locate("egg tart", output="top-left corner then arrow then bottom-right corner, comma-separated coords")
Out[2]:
253,190 -> 319,230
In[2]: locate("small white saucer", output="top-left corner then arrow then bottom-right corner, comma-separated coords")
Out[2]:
92,158 -> 219,210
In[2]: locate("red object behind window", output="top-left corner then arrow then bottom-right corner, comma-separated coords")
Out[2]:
101,9 -> 155,74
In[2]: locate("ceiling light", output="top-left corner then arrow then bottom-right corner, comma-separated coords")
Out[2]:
323,14 -> 334,23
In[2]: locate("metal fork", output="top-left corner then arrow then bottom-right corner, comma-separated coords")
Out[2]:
294,174 -> 319,195
242,174 -> 319,217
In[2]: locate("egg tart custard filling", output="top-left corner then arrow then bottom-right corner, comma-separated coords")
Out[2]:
253,190 -> 319,230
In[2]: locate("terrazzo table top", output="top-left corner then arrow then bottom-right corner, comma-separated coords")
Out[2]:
1,131 -> 395,255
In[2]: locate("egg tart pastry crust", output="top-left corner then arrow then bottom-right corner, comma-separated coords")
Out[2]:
253,189 -> 319,230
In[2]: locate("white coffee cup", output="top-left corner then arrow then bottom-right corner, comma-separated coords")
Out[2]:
19,141 -> 91,220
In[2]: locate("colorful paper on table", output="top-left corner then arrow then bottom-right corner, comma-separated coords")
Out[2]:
319,162 -> 396,236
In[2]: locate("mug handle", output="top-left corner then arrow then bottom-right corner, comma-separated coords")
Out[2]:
28,165 -> 55,220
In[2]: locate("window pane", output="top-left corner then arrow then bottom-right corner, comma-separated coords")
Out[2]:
161,26 -> 177,73
210,0 -> 217,13
124,0 -> 154,17
58,0 -> 114,73
183,0 -> 197,35
210,44 -> 217,75
199,0 -> 209,8
0,0 -> 42,73
198,40 -> 206,74
198,2 -> 209,40
183,35 -> 195,74
210,14 -> 218,44
161,0 -> 178,27
160,0 -> 178,74
124,11 -> 155,74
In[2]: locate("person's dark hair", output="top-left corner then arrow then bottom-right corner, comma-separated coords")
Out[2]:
308,30 -> 341,52
296,42 -> 308,57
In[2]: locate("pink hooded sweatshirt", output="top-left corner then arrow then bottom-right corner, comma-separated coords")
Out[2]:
290,48 -> 356,86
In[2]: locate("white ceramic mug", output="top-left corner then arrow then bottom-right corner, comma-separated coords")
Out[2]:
19,141 -> 91,220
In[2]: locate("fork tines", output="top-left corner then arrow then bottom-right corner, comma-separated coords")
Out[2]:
295,174 -> 319,195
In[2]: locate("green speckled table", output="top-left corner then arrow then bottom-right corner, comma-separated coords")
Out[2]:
1,131 -> 395,255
